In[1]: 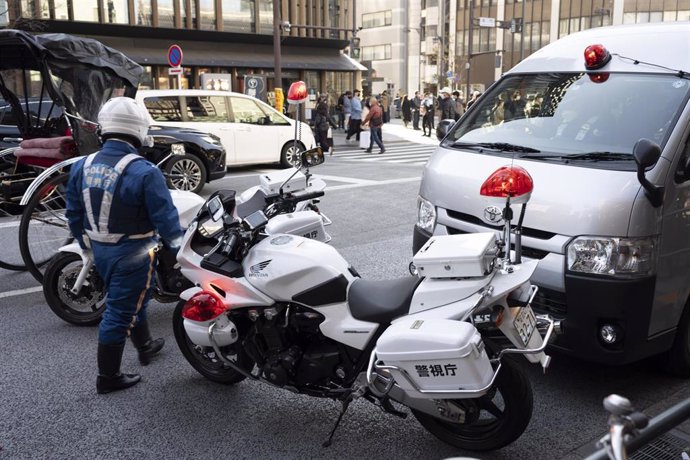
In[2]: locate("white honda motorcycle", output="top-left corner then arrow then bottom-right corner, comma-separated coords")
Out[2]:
42,149 -> 330,326
174,151 -> 558,452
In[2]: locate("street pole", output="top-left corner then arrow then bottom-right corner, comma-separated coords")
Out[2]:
520,0 -> 525,61
273,0 -> 282,91
465,0 -> 473,100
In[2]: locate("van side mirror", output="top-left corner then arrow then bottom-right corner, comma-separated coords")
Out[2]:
436,119 -> 455,141
633,138 -> 664,207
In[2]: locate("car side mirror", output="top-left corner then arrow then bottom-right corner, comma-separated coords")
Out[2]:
633,138 -> 664,207
436,119 -> 455,141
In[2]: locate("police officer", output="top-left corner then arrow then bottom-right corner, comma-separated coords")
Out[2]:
66,97 -> 183,394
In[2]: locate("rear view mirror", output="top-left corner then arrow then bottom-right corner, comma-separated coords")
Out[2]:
301,147 -> 325,168
436,119 -> 456,141
633,138 -> 663,207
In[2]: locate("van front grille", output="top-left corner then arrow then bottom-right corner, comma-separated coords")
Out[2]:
446,209 -> 557,240
531,287 -> 567,316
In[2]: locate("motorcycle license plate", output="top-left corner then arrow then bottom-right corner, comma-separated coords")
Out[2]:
514,305 -> 537,346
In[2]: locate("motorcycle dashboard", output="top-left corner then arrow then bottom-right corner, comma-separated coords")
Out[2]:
197,217 -> 224,238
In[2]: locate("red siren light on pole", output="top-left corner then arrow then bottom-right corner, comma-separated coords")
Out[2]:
287,81 -> 308,105
480,165 -> 534,205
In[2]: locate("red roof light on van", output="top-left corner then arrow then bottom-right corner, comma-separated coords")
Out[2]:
584,44 -> 612,70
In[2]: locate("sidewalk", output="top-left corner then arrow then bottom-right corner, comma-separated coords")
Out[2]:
330,117 -> 440,149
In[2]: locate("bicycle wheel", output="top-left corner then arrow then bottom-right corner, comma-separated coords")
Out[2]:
0,160 -> 29,271
19,172 -> 73,283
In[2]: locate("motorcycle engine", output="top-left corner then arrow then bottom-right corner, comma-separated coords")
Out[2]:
240,305 -> 349,388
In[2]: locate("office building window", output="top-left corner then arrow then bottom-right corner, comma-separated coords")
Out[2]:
362,44 -> 392,61
104,0 -> 129,24
158,0 -> 176,28
53,0 -> 69,20
73,0 -> 99,21
258,0 -> 272,34
0,0 -> 8,25
222,0 -> 254,32
134,0 -> 153,26
199,0 -> 216,30
362,10 -> 392,29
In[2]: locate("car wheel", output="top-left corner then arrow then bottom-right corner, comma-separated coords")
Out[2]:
280,141 -> 306,168
165,153 -> 206,194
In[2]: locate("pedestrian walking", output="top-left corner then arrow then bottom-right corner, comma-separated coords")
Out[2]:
342,90 -> 352,131
335,92 -> 346,129
439,87 -> 457,121
362,96 -> 385,154
346,89 -> 363,142
314,95 -> 338,154
65,97 -> 183,394
452,90 -> 465,120
401,94 -> 412,127
422,93 -> 435,137
380,90 -> 391,123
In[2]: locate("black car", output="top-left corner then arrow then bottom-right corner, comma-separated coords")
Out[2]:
0,99 -> 227,194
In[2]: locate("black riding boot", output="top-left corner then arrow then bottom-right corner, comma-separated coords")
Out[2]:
97,342 -> 141,394
130,320 -> 165,366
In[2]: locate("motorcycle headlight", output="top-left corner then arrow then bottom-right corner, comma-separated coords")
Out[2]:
416,196 -> 437,233
566,236 -> 657,278
171,143 -> 186,155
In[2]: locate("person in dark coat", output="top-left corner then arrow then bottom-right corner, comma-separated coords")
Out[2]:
401,94 -> 413,127
439,87 -> 457,121
313,95 -> 337,154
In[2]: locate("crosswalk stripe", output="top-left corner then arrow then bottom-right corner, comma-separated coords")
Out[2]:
331,140 -> 436,165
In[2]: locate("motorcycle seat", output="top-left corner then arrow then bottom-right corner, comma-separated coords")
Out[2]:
348,276 -> 422,324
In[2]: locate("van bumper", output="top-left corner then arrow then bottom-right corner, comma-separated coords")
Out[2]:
412,225 -> 432,254
548,274 -> 674,364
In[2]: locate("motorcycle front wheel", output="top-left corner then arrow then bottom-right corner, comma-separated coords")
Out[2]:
43,252 -> 106,326
172,300 -> 248,385
411,357 -> 533,451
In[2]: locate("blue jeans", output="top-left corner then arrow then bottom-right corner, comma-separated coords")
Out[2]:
368,126 -> 384,151
93,239 -> 157,345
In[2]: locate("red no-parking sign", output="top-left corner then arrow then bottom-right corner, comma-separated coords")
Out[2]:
167,44 -> 183,68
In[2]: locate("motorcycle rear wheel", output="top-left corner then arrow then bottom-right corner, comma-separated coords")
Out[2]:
43,252 -> 106,326
411,357 -> 533,451
172,300 -> 248,385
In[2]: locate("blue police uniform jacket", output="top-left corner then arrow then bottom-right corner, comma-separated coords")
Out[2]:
66,139 -> 183,249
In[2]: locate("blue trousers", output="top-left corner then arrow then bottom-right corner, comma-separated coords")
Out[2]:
92,239 -> 158,345
368,127 -> 384,151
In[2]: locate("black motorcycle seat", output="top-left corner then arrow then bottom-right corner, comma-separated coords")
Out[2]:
348,276 -> 422,324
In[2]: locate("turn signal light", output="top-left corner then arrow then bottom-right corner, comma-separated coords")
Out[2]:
584,44 -> 611,70
287,81 -> 308,104
480,165 -> 534,205
181,291 -> 226,322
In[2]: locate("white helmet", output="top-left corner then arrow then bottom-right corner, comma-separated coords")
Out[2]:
98,97 -> 150,145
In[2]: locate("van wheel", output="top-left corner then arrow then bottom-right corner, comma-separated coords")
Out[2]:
662,299 -> 690,376
280,141 -> 305,168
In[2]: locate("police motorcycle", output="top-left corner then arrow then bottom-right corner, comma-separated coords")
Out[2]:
173,160 -> 558,451
42,147 -> 330,326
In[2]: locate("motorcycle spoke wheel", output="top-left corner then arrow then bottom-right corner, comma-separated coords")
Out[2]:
43,252 -> 106,326
172,300 -> 248,385
411,358 -> 533,452
19,172 -> 73,282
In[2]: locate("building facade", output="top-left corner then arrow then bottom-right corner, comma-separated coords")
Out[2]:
0,0 -> 364,105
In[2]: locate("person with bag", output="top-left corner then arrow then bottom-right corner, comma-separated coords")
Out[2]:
314,95 -> 337,154
65,97 -> 183,394
362,97 -> 385,154
422,92 -> 435,137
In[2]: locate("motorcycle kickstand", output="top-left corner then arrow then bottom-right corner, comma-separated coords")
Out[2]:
322,398 -> 351,448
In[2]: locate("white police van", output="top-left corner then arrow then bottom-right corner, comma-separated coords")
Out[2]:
415,22 -> 690,373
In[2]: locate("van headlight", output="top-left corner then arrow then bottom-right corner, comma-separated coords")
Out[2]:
416,196 -> 437,233
566,236 -> 657,277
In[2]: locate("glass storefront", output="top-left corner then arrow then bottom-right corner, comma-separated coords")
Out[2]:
104,0 -> 129,24
222,0 -> 255,33
199,0 -> 216,30
73,0 -> 100,22
134,0 -> 153,26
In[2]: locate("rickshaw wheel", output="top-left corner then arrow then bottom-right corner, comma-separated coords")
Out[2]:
18,172 -> 73,283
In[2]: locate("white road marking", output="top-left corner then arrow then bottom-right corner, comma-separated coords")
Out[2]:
0,286 -> 42,299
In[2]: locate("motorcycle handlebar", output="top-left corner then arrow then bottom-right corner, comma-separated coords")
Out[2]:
286,190 -> 325,205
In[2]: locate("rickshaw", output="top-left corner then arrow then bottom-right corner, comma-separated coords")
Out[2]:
0,29 -> 143,281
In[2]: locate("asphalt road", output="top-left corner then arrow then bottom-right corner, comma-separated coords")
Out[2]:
1,154 -> 688,460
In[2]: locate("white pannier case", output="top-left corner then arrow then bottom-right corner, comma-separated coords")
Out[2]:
413,233 -> 498,278
376,319 -> 494,398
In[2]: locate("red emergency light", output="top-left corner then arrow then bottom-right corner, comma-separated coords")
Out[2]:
287,81 -> 308,105
584,44 -> 612,70
480,165 -> 534,205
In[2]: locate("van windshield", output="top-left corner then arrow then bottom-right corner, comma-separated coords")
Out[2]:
446,73 -> 690,169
